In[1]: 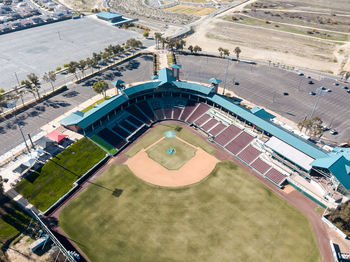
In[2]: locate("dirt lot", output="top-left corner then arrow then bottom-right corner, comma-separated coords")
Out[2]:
186,0 -> 350,74
165,4 -> 216,16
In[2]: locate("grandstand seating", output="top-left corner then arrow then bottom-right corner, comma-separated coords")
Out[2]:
153,108 -> 165,121
164,107 -> 172,119
186,103 -> 210,123
112,125 -> 129,138
120,120 -> 137,133
209,123 -> 226,136
97,128 -> 126,149
214,124 -> 241,146
237,145 -> 260,164
126,115 -> 142,127
137,101 -> 156,122
265,168 -> 286,185
180,101 -> 198,121
194,114 -> 211,126
225,132 -> 254,155
201,118 -> 218,132
173,107 -> 182,120
126,105 -> 151,125
251,158 -> 271,174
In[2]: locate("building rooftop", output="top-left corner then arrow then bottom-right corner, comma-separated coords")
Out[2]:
96,11 -> 122,20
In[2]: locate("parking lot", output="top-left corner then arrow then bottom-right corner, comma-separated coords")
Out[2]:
177,54 -> 350,144
0,15 -> 152,90
0,54 -> 153,156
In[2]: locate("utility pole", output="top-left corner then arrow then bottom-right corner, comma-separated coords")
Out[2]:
12,102 -> 30,154
309,87 -> 325,118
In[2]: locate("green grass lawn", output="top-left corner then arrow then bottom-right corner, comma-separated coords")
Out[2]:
15,138 -> 106,211
146,137 -> 196,170
59,162 -> 320,262
0,196 -> 31,244
125,123 -> 216,157
81,96 -> 110,113
89,135 -> 117,155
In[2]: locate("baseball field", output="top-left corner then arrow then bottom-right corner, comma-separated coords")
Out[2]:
59,126 -> 321,262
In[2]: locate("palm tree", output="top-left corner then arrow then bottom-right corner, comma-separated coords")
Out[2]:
78,60 -> 87,78
218,47 -> 224,57
154,32 -> 162,49
175,39 -> 186,51
67,61 -> 79,80
26,73 -> 41,100
43,71 -> 56,92
13,86 -> 26,107
92,80 -> 109,98
193,45 -> 202,53
234,46 -> 241,60
223,49 -> 230,57
86,58 -> 95,74
0,88 -> 6,114
188,45 -> 194,53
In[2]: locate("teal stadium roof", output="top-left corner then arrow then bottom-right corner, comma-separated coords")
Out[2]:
96,12 -> 122,20
170,64 -> 182,69
209,78 -> 222,85
312,148 -> 350,189
60,66 -> 350,189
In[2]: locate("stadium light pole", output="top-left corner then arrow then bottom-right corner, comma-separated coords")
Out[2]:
309,87 -> 326,118
222,58 -> 230,95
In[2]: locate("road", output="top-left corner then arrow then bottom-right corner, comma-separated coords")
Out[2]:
176,54 -> 350,144
0,54 -> 153,156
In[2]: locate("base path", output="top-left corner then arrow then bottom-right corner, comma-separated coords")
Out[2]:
126,140 -> 218,187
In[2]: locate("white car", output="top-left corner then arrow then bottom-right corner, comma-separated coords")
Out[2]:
330,129 -> 338,135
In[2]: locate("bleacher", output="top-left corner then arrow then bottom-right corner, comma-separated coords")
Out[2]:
126,105 -> 151,125
180,100 -> 198,121
137,101 -> 156,122
119,120 -> 137,133
201,118 -> 218,132
112,124 -> 129,138
265,168 -> 287,186
126,115 -> 142,127
251,158 -> 271,175
173,107 -> 183,120
214,124 -> 241,146
186,103 -> 210,123
164,107 -> 172,119
225,132 -> 254,155
209,123 -> 226,136
194,114 -> 211,126
237,145 -> 260,164
97,128 -> 126,149
153,108 -> 165,121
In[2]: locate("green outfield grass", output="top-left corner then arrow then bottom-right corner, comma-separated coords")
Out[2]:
125,123 -> 216,157
59,162 -> 320,262
146,137 -> 196,170
15,138 -> 106,211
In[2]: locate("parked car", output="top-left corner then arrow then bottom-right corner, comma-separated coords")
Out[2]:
320,86 -> 326,90
333,82 -> 339,86
308,80 -> 314,84
283,92 -> 289,96
298,72 -> 304,76
309,91 -> 316,95
347,90 -> 350,94
234,82 -> 239,86
330,129 -> 338,135
342,85 -> 348,89
326,89 -> 332,92
306,76 -> 311,79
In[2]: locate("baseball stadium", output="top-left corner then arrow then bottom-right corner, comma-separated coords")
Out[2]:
51,64 -> 350,261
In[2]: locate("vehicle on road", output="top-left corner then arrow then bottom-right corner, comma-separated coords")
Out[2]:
309,91 -> 316,95
330,129 -> 338,135
283,92 -> 289,96
308,80 -> 313,84
327,89 -> 332,93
